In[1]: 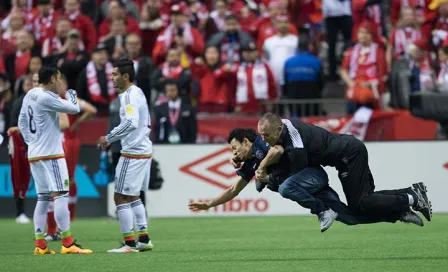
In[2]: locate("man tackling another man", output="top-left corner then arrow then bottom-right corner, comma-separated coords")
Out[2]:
189,128 -> 425,231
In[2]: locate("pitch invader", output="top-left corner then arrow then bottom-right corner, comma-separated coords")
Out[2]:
97,59 -> 153,253
18,67 -> 92,254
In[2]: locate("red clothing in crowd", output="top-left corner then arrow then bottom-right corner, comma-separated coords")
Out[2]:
0,57 -> 5,74
98,16 -> 141,39
390,0 -> 431,26
352,0 -> 384,45
31,9 -> 61,46
66,11 -> 97,52
232,61 -> 277,114
342,42 -> 387,106
152,23 -> 205,65
389,27 -> 422,60
15,51 -> 31,80
190,63 -> 234,112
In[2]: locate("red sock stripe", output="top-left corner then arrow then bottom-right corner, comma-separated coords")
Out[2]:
62,236 -> 73,247
35,238 -> 46,249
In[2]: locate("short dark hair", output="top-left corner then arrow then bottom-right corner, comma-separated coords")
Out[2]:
113,58 -> 135,82
164,78 -> 179,89
224,14 -> 238,22
298,29 -> 311,51
260,113 -> 282,127
38,66 -> 59,84
227,128 -> 257,144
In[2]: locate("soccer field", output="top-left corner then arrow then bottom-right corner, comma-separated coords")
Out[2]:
1,215 -> 448,272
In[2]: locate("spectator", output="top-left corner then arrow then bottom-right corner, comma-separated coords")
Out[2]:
64,0 -> 97,52
341,21 -> 387,113
408,38 -> 436,92
101,0 -> 140,21
123,33 -> 154,104
51,30 -> 89,89
151,47 -> 192,102
428,1 -> 448,50
76,44 -> 116,115
284,31 -> 323,117
391,0 -> 430,26
236,5 -> 258,33
9,75 -> 33,133
387,7 -> 422,72
352,0 -> 387,46
1,0 -> 33,32
0,27 -> 17,58
4,30 -> 38,86
0,73 -> 13,145
79,0 -> 100,25
437,43 -> 448,91
252,1 -> 298,51
98,0 -> 140,40
41,17 -> 85,57
322,0 -> 352,81
101,18 -> 127,60
2,11 -> 25,45
227,0 -> 246,15
263,14 -> 298,90
139,3 -> 165,56
185,0 -> 219,41
154,79 -> 197,144
152,4 -> 205,66
32,0 -> 61,46
209,0 -> 231,31
207,14 -> 253,65
13,55 -> 43,98
232,42 -> 277,114
190,46 -> 234,113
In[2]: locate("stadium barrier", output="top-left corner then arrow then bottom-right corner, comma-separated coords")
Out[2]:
105,142 -> 448,218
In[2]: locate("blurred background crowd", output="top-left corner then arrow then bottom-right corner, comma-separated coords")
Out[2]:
1,0 -> 448,144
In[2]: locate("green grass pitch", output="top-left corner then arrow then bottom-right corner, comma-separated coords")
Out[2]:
1,215 -> 448,272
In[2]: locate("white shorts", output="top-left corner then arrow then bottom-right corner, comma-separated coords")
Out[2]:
30,158 -> 69,194
114,157 -> 152,196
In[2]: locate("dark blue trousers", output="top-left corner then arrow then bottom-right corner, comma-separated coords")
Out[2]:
278,166 -> 399,225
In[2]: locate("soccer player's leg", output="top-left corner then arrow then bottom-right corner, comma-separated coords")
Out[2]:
133,158 -> 153,252
45,199 -> 60,241
107,157 -> 139,253
29,161 -> 55,255
66,138 -> 80,221
278,166 -> 338,232
49,158 -> 92,254
9,132 -> 31,224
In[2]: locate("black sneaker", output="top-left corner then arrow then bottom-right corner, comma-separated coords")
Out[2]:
412,188 -> 432,222
400,210 -> 424,227
412,182 -> 429,204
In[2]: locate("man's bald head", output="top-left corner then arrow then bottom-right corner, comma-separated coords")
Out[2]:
258,113 -> 283,146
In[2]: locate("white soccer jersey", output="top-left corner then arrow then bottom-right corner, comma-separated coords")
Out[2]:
106,85 -> 152,158
18,87 -> 80,162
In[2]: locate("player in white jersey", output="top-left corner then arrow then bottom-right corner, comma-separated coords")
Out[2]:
18,67 -> 93,255
97,59 -> 153,253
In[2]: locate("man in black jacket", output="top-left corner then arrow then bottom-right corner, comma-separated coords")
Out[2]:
122,33 -> 154,105
255,113 -> 432,223
51,30 -> 89,90
207,14 -> 253,65
154,79 -> 197,144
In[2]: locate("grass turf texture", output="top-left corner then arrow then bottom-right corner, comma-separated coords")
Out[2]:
1,215 -> 447,272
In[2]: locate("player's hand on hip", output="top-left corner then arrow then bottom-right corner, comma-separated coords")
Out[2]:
188,201 -> 211,211
96,136 -> 109,150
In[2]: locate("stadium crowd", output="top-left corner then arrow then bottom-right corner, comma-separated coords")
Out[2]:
1,0 -> 448,142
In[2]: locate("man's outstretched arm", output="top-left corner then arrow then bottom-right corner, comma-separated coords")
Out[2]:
188,178 -> 248,211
